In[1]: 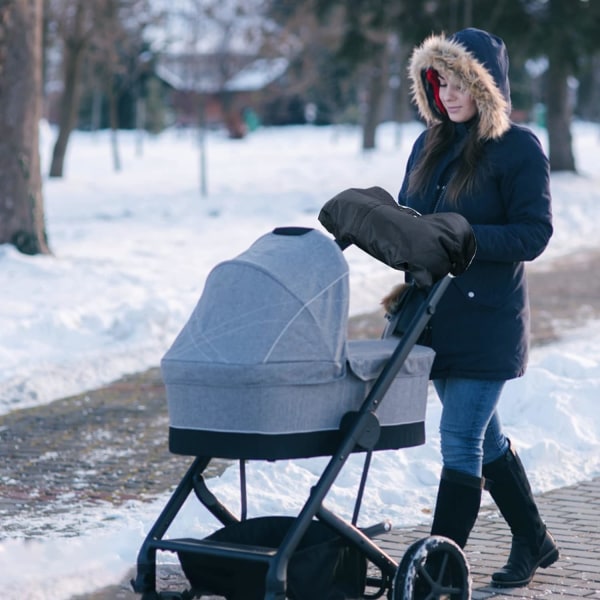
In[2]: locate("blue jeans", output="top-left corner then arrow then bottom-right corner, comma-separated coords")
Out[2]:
433,378 -> 510,478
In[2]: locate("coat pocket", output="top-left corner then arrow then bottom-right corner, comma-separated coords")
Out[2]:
452,262 -> 523,309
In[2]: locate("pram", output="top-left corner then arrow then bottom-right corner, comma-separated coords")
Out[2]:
131,187 -> 477,600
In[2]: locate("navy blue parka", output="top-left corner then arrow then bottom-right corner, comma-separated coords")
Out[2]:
400,28 -> 553,380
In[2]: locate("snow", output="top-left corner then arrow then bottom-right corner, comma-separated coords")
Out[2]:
1,120 -> 600,598
225,57 -> 290,91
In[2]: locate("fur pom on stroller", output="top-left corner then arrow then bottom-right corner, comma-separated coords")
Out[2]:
381,283 -> 410,315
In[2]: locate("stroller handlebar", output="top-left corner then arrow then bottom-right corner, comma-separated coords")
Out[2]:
318,186 -> 477,288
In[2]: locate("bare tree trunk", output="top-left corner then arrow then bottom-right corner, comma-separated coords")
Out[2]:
394,36 -> 413,123
546,53 -> 576,172
220,90 -> 246,139
91,86 -> 103,131
0,0 -> 49,254
108,82 -> 121,172
541,0 -> 576,172
48,0 -> 88,178
362,46 -> 388,151
135,94 -> 146,157
198,96 -> 208,198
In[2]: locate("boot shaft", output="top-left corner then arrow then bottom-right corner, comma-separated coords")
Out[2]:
482,442 -> 546,548
483,443 -> 560,587
430,467 -> 484,548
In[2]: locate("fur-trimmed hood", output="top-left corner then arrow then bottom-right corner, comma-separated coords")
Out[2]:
409,28 -> 511,141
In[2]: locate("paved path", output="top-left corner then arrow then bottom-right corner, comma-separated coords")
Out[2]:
2,249 -> 600,598
79,475 -> 600,599
383,477 -> 600,599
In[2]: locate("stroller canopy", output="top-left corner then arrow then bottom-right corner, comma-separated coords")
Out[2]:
163,227 -> 349,386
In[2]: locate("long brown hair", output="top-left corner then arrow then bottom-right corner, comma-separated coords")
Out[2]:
407,117 -> 487,205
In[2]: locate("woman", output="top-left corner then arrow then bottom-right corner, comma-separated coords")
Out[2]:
396,27 -> 558,587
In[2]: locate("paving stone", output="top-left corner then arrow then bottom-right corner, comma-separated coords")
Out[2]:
6,250 -> 600,598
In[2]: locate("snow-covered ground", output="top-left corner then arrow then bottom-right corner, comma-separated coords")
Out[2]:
1,120 -> 600,599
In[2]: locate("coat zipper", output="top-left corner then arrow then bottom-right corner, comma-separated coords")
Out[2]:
432,184 -> 446,213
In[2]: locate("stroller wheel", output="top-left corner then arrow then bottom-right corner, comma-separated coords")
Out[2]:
392,535 -> 470,599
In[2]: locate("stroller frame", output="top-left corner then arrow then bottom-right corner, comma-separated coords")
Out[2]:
131,274 -> 469,600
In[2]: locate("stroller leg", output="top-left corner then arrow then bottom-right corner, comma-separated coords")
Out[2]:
131,456 -> 211,595
483,441 -> 559,587
430,467 -> 484,548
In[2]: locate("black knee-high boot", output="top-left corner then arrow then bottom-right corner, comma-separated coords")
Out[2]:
482,441 -> 559,587
430,467 -> 484,548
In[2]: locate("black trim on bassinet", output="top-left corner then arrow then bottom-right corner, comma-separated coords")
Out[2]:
168,422 -> 425,460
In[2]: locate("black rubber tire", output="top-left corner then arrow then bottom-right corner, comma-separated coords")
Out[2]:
392,535 -> 470,599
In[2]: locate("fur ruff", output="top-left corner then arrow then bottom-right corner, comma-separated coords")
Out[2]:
381,282 -> 410,315
409,34 -> 510,141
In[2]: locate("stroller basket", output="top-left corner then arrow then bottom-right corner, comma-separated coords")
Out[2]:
132,187 -> 477,600
178,516 -> 366,600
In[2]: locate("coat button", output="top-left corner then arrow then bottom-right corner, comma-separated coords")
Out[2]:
468,291 -> 475,298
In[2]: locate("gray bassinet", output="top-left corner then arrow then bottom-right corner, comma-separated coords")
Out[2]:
161,227 -> 434,460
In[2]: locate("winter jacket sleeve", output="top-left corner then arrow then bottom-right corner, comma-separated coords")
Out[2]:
469,127 -> 553,263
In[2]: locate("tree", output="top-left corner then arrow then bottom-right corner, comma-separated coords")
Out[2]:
267,1 -> 358,125
47,0 -> 93,178
268,0 -> 393,148
528,0 -> 600,172
333,8 -> 392,150
408,0 -> 600,172
278,0 -> 595,171
46,0 -> 154,177
89,0 -> 154,169
312,0 -> 413,150
279,0 -> 451,149
0,0 -> 50,254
